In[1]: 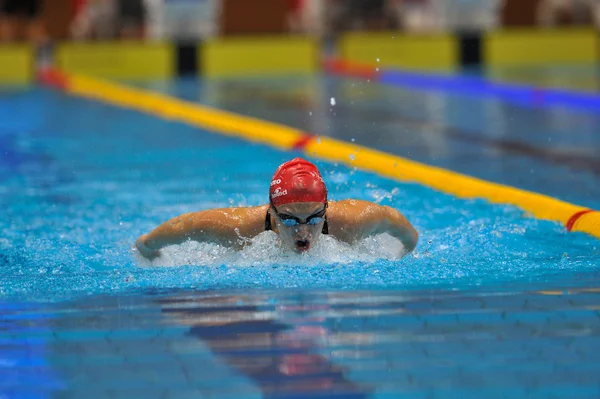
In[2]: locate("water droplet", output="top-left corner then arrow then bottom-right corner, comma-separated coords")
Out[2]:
317,137 -> 321,144
351,138 -> 355,142
376,68 -> 379,72
330,97 -> 336,106
376,58 -> 380,62
309,111 -> 312,116
349,153 -> 356,161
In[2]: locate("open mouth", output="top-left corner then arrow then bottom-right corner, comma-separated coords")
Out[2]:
294,239 -> 310,252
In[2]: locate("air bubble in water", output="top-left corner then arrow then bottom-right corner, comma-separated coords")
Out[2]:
330,97 -> 336,106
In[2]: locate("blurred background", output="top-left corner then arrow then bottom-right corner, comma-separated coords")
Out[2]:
2,0 -> 600,85
1,0 -> 599,44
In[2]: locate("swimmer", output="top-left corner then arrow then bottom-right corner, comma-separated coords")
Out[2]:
135,158 -> 418,260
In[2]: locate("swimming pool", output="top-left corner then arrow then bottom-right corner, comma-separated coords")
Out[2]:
1,74 -> 599,398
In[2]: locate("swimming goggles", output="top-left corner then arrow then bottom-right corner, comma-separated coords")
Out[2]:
273,203 -> 327,227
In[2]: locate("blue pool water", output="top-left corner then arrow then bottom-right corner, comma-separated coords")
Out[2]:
485,64 -> 600,92
1,77 -> 599,398
138,74 -> 600,209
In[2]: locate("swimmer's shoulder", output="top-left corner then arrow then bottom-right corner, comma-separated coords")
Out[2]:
328,199 -> 375,217
196,204 -> 269,218
168,205 -> 267,247
219,205 -> 269,237
197,204 -> 268,222
327,200 -> 374,241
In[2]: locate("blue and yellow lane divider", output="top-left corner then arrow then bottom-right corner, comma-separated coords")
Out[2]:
37,67 -> 600,240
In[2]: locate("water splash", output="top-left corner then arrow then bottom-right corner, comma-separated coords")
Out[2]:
136,232 -> 406,268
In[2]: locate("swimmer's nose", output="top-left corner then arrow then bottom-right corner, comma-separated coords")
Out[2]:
294,225 -> 311,239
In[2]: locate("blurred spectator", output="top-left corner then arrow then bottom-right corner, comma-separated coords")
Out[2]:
329,0 -> 398,32
117,0 -> 146,39
437,0 -> 503,31
71,0 -> 146,40
287,0 -> 303,31
536,0 -> 596,26
389,0 -> 438,32
353,0 -> 395,30
71,0 -> 117,40
325,0 -> 504,34
288,0 -> 325,37
593,0 -> 600,27
0,0 -> 46,43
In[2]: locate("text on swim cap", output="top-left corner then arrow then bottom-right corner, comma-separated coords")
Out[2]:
271,187 -> 288,198
270,179 -> 282,186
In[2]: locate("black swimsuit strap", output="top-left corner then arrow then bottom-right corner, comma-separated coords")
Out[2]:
265,210 -> 328,234
265,211 -> 273,231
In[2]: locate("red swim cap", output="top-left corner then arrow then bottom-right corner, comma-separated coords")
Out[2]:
269,158 -> 327,207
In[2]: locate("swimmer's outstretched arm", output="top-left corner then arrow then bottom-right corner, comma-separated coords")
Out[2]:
135,206 -> 267,260
370,205 -> 418,253
334,200 -> 418,253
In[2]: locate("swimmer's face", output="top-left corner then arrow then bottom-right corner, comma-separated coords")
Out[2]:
270,201 -> 327,253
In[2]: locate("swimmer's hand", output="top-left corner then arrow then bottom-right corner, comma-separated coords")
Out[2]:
135,234 -> 161,260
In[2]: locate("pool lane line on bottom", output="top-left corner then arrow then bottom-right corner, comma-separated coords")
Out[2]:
37,68 -> 600,240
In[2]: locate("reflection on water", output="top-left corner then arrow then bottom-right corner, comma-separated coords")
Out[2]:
10,285 -> 594,398
159,293 -> 372,398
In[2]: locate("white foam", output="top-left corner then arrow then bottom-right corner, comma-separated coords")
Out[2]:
134,232 -> 407,267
